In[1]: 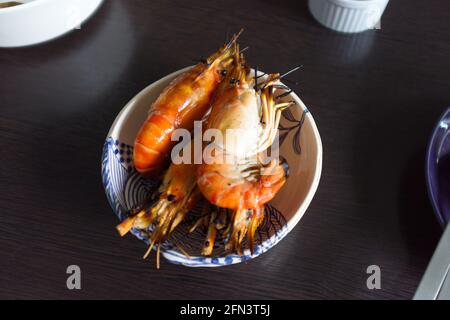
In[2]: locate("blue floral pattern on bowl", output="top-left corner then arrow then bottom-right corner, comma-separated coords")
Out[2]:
102,137 -> 293,267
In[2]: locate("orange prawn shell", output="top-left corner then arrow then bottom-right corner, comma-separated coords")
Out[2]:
196,71 -> 287,211
134,63 -> 221,175
196,161 -> 286,210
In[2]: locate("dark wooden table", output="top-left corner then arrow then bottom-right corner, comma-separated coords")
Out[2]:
1,0 -> 449,300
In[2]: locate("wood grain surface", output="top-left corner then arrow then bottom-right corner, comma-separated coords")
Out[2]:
0,0 -> 449,299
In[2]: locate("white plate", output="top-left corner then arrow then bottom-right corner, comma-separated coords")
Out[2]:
0,0 -> 103,47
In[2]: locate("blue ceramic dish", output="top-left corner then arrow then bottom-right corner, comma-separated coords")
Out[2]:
426,107 -> 450,227
101,67 -> 323,267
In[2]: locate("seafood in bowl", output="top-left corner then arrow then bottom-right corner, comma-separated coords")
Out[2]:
102,31 -> 322,267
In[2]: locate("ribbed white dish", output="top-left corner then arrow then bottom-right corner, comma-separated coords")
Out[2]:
309,0 -> 389,33
0,0 -> 103,47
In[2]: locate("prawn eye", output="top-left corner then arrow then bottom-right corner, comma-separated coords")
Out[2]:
204,241 -> 210,247
230,78 -> 239,85
167,194 -> 176,202
220,70 -> 227,76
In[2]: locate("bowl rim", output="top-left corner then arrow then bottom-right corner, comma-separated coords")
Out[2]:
103,66 -> 323,266
426,107 -> 450,228
313,0 -> 389,8
0,0 -> 104,14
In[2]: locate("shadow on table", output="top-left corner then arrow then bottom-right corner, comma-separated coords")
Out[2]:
397,149 -> 442,263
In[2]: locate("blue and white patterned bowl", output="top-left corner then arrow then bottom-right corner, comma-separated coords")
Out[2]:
101,67 -> 323,267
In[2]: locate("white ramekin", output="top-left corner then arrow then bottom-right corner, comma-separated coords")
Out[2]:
309,0 -> 390,33
0,0 -> 103,47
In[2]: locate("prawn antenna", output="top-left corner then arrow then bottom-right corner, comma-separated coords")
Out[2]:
280,65 -> 303,80
240,46 -> 249,54
224,28 -> 244,50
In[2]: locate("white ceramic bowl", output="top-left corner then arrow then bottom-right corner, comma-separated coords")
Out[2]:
0,0 -> 103,47
101,67 -> 323,267
309,0 -> 390,33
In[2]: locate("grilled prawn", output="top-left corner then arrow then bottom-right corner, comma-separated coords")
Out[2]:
134,31 -> 242,175
196,55 -> 293,254
117,145 -> 201,267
